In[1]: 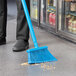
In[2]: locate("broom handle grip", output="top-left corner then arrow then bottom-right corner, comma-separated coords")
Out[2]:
21,0 -> 38,48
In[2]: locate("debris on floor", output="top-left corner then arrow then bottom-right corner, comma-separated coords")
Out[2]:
40,62 -> 56,71
21,62 -> 29,66
21,62 -> 56,72
21,62 -> 40,66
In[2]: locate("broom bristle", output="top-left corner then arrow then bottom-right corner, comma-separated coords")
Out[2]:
27,46 -> 57,64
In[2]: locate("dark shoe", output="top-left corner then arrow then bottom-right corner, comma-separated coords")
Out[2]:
13,40 -> 29,52
0,38 -> 6,45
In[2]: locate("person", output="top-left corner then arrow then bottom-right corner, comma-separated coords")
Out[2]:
0,0 -> 30,52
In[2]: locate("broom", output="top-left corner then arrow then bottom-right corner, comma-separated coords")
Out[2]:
21,0 -> 57,64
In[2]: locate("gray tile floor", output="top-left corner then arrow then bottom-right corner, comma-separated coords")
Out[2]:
1,1 -> 75,76
0,19 -> 76,76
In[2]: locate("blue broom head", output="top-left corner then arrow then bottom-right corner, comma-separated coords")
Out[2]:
26,46 -> 57,64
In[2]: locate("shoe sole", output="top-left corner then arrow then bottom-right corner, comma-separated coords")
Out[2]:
13,45 -> 29,52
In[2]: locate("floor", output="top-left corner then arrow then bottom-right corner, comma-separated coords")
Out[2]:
0,19 -> 76,76
0,1 -> 76,76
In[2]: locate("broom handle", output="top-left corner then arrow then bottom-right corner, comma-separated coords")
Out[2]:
21,0 -> 39,48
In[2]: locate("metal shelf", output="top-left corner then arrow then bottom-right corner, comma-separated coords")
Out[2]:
65,1 -> 76,3
48,6 -> 56,10
47,6 -> 56,13
69,12 -> 76,16
65,12 -> 76,16
47,10 -> 55,13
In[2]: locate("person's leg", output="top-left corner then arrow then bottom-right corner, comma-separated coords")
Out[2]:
16,0 -> 30,40
13,0 -> 30,51
0,0 -> 7,45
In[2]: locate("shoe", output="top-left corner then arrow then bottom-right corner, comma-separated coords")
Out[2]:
0,38 -> 6,45
13,40 -> 29,52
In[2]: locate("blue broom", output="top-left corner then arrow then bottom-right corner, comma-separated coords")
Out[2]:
21,0 -> 57,64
